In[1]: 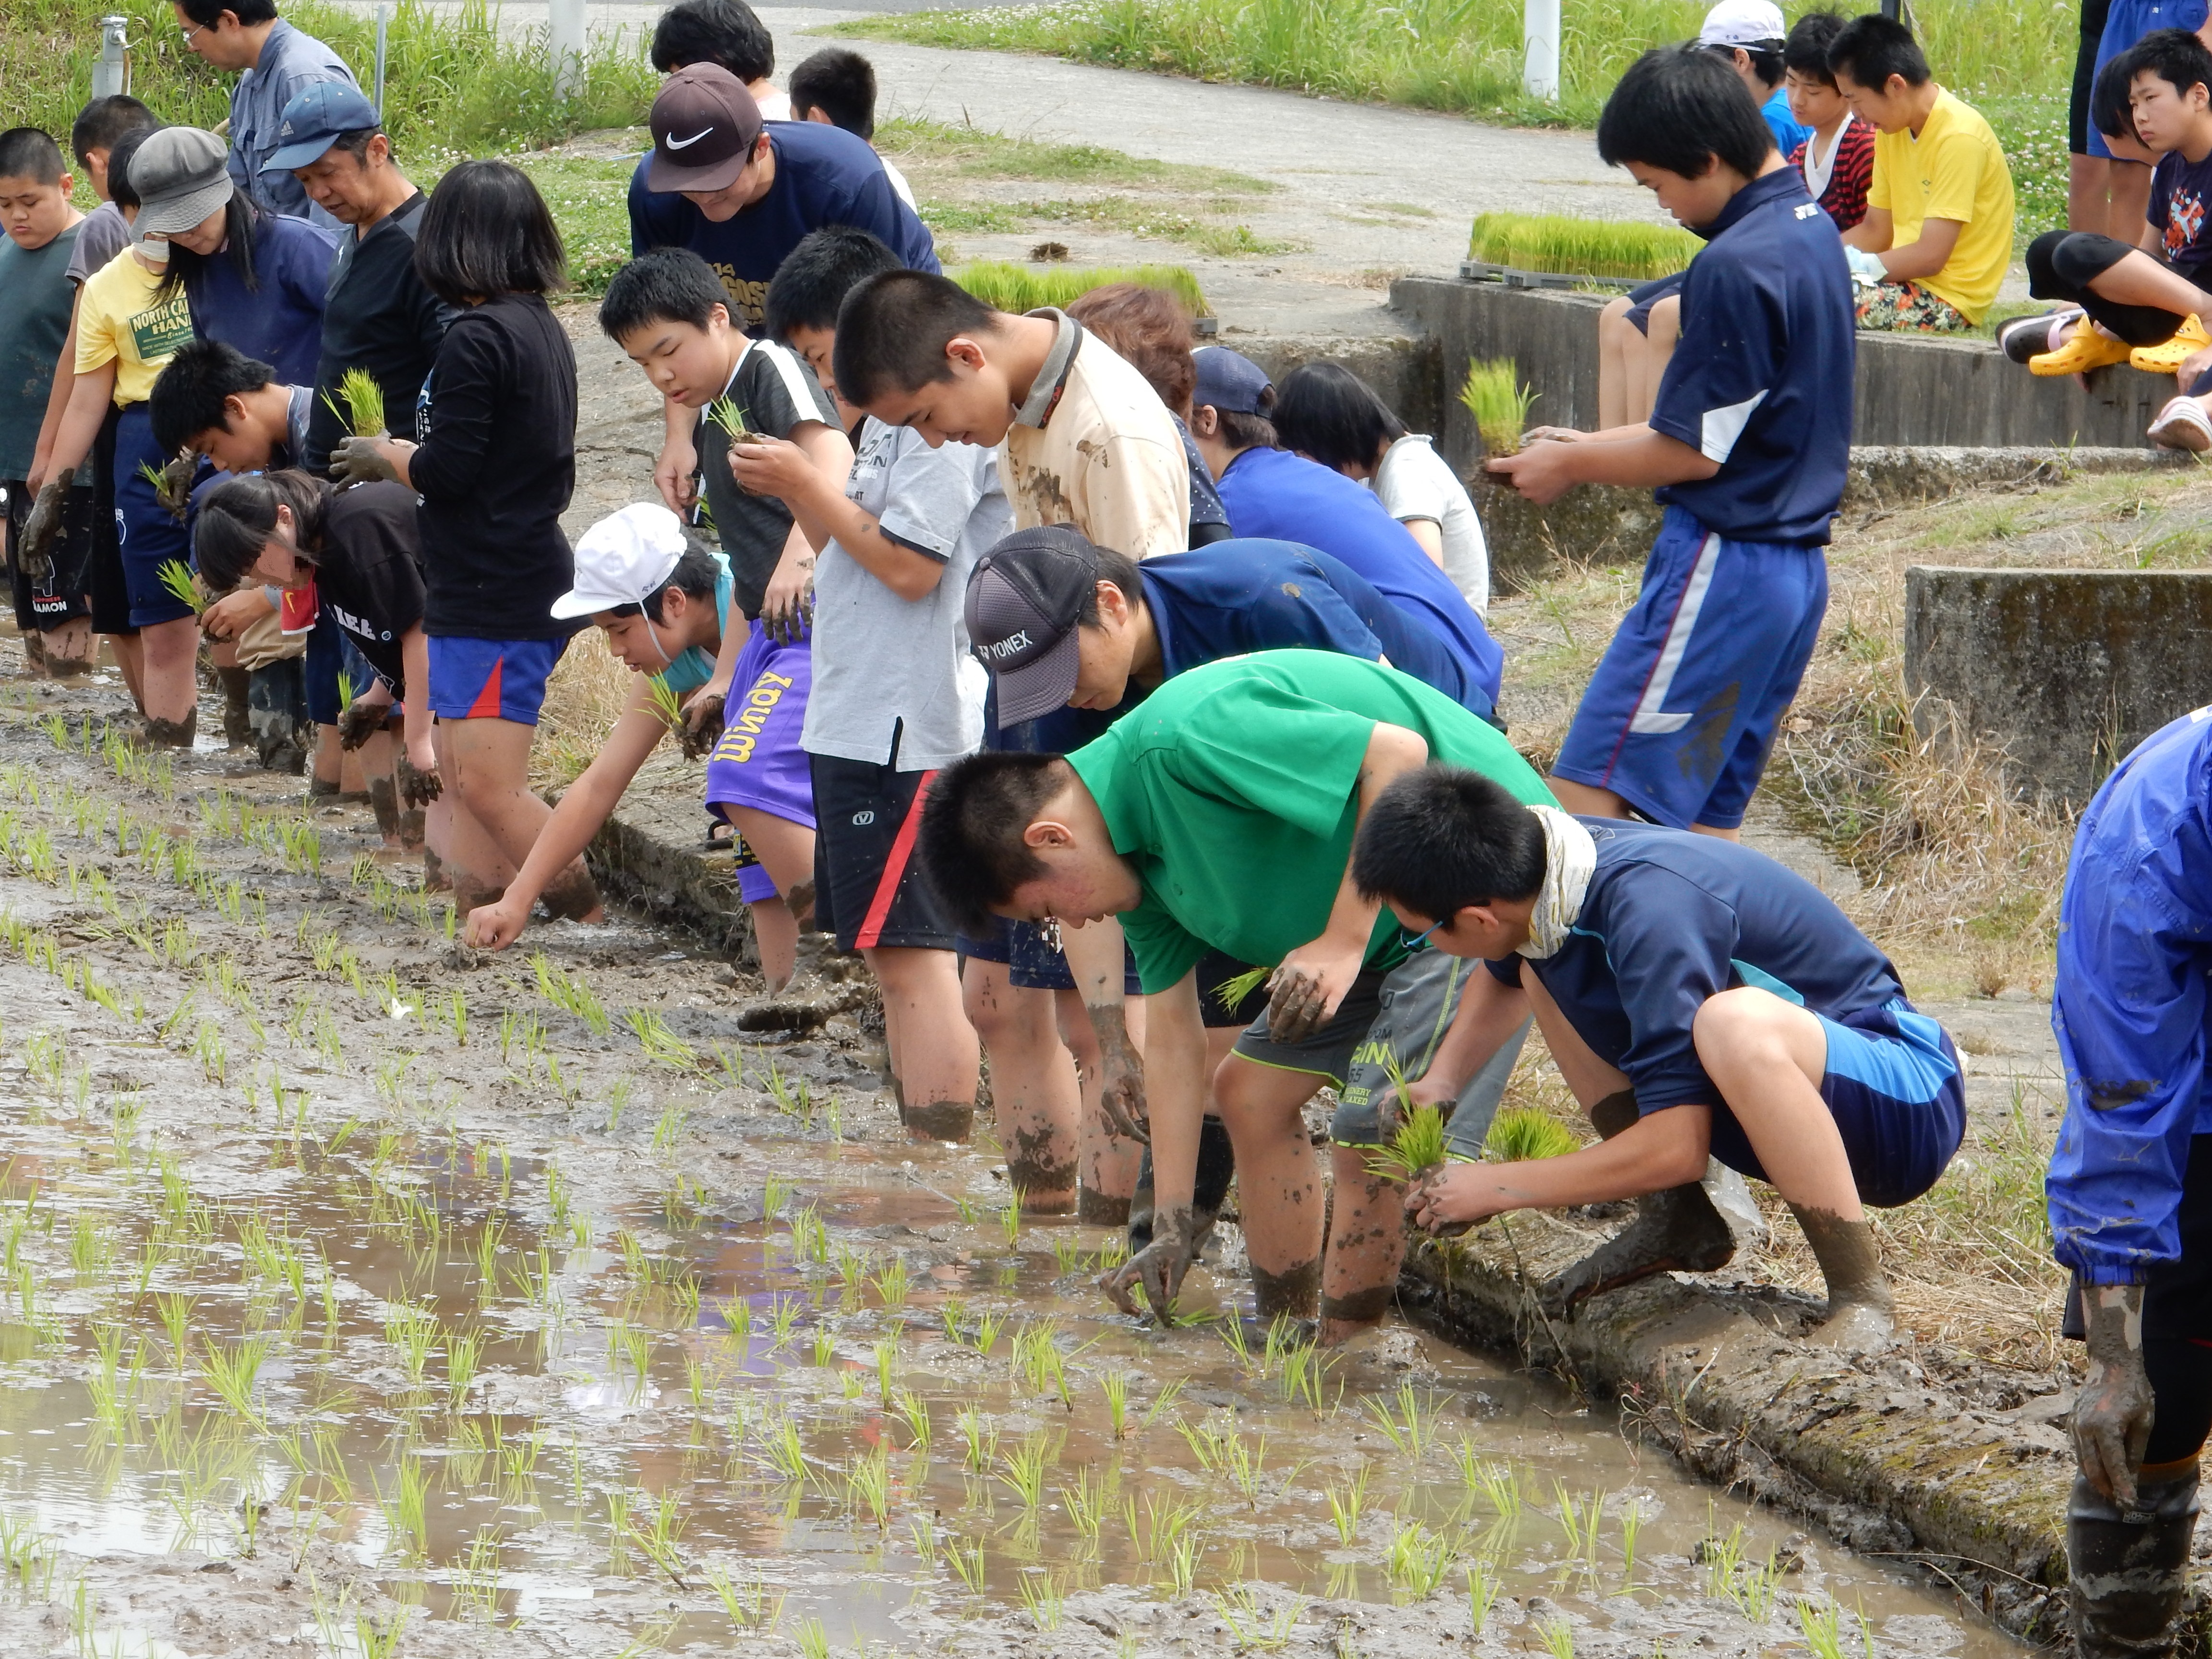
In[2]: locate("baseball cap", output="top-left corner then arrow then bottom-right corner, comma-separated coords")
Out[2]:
130,127 -> 233,239
1191,346 -> 1274,416
963,526 -> 1103,727
551,502 -> 689,619
645,66 -> 766,194
262,82 -> 383,173
1698,0 -> 1786,48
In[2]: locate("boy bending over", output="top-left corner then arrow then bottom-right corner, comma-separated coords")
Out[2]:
1352,769 -> 1965,1351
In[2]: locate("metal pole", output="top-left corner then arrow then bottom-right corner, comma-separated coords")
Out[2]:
1523,0 -> 1560,98
548,0 -> 586,97
373,3 -> 389,116
92,15 -> 130,101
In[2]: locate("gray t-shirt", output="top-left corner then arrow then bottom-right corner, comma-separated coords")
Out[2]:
65,203 -> 130,287
801,417 -> 1010,770
0,221 -> 81,479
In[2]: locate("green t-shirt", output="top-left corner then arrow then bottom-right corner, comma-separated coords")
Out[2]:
1065,650 -> 1553,995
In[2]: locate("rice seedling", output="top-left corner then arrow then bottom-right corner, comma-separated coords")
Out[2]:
785,1204 -> 831,1266
531,955 -> 612,1036
1362,1382 -> 1434,1459
645,673 -> 688,734
1384,1516 -> 1455,1597
970,1310 -> 1007,1355
873,1335 -> 899,1401
907,1514 -> 940,1571
1620,1500 -> 1643,1582
769,1295 -> 801,1347
870,1255 -> 911,1307
376,1455 -> 429,1555
1326,1467 -> 1369,1545
705,395 -> 759,444
1459,358 -> 1538,458
200,1336 -> 270,1424
762,1173 -> 793,1217
794,1616 -> 830,1659
1467,1557 -> 1499,1633
952,260 -> 1209,316
1216,1585 -> 1304,1651
1364,1100 -> 1449,1183
1213,962 -> 1271,1009
1556,1484 -> 1607,1575
1065,1464 -> 1109,1549
1538,1617 -> 1578,1659
809,1327 -> 837,1370
1163,1529 -> 1202,1598
1467,212 -> 1699,280
998,1201 -> 1022,1249
761,1413 -> 808,1483
1020,1567 -> 1067,1631
321,366 -> 388,438
1486,1106 -> 1581,1162
999,1434 -> 1049,1509
1102,1370 -> 1130,1438
847,1442 -> 894,1529
949,1538 -> 988,1595
957,1407 -> 998,1473
1799,1597 -> 1847,1659
705,1563 -> 783,1632
446,1329 -> 483,1403
891,1387 -> 932,1452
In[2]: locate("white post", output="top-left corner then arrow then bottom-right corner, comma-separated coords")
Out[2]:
373,3 -> 390,116
548,0 -> 586,97
1523,0 -> 1560,100
92,15 -> 130,101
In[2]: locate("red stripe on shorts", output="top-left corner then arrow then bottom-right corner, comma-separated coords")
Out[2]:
465,658 -> 505,721
854,769 -> 937,950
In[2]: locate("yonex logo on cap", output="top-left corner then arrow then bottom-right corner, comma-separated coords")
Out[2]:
978,630 -> 1033,661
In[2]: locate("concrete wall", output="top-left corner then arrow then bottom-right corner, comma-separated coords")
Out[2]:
1904,567 -> 2212,804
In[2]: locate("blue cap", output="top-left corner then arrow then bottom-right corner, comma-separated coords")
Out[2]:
260,81 -> 382,173
1192,346 -> 1273,416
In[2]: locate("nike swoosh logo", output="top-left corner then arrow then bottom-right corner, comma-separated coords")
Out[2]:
665,127 -> 714,150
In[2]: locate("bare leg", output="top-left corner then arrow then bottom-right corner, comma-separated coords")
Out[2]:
866,945 -> 982,1147
104,631 -> 143,708
45,619 -> 93,677
136,616 -> 199,735
1210,1054 -> 1328,1323
2068,152 -> 2109,234
428,724 -> 521,914
1640,296 -> 1682,425
1597,297 -> 1634,432
962,960 -> 1077,1163
2108,158 -> 2153,241
726,807 -> 813,994
1549,776 -> 1631,818
1321,1143 -> 1411,1344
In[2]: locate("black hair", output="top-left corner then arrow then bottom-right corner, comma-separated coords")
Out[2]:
1350,768 -> 1548,920
1596,43 -> 1775,180
106,126 -> 159,211
2092,50 -> 2140,141
832,269 -> 998,408
600,246 -> 731,340
1827,12 -> 1931,91
325,127 -> 386,165
70,95 -> 156,170
0,129 -> 67,188
148,339 -> 276,457
763,225 -> 902,341
176,0 -> 280,26
1782,12 -> 1847,87
2115,28 -> 2212,106
414,159 -> 565,306
193,469 -> 331,594
1077,543 -> 1144,625
789,47 -> 879,139
603,541 -> 724,624
1707,40 -> 1785,90
650,0 -> 774,84
157,187 -> 261,301
917,751 -> 1078,932
1271,361 -> 1407,474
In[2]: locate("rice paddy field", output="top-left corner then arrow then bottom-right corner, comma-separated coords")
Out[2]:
0,669 -> 2036,1659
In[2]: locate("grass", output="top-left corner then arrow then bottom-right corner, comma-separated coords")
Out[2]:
1468,212 -> 1697,280
952,261 -> 1209,317
1459,359 -> 1536,458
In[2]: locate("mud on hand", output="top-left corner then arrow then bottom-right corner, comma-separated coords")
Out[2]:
15,468 -> 73,582
1099,1204 -> 1196,1321
395,751 -> 443,809
1265,963 -> 1335,1045
336,698 -> 390,751
679,697 -> 723,761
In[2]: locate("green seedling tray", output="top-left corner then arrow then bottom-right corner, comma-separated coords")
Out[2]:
1458,259 -> 1639,293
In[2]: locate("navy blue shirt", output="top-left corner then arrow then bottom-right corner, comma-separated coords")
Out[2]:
1213,445 -> 1503,708
1648,166 -> 1854,547
628,123 -> 938,331
1486,818 -> 1903,1113
1141,539 -> 1491,719
186,212 -> 340,391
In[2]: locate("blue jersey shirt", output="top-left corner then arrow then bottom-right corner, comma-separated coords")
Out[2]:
628,123 -> 939,332
1486,818 -> 1904,1113
1761,86 -> 1814,158
187,212 -> 340,391
2049,708 -> 2212,1285
1213,446 -> 1503,708
1141,539 -> 1491,720
1648,166 -> 1854,546
661,553 -> 736,698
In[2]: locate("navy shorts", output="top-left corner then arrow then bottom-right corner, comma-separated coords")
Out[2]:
1624,271 -> 1685,336
809,750 -> 954,952
427,635 -> 565,725
956,916 -> 1143,997
304,613 -> 379,727
1554,505 -> 1827,830
113,404 -> 203,629
1703,997 -> 1965,1209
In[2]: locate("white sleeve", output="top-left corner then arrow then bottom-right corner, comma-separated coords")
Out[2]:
1377,439 -> 1450,525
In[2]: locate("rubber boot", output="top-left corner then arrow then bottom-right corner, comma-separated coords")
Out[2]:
216,665 -> 251,748
1788,1203 -> 1897,1350
902,1099 -> 976,1143
247,661 -> 307,774
2069,1469 -> 2200,1659
1127,1114 -> 1237,1251
137,709 -> 196,750
1543,1090 -> 1736,1313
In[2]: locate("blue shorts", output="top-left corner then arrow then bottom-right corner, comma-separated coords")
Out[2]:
2089,0 -> 2209,157
113,404 -> 203,629
706,628 -> 814,904
426,635 -> 565,724
1624,271 -> 1684,337
955,916 -> 1144,997
304,613 -> 379,727
1554,505 -> 1827,830
1704,998 -> 1965,1209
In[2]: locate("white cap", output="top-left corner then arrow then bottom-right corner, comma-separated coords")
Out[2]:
550,502 -> 687,619
1699,0 -> 1786,48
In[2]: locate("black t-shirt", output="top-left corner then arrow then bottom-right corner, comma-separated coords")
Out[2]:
305,192 -> 451,474
694,338 -> 840,619
316,481 -> 425,690
409,293 -> 577,639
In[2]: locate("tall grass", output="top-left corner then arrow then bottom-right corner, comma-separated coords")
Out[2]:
5,0 -> 654,161
836,0 -> 2071,131
952,261 -> 1209,316
1468,212 -> 1697,279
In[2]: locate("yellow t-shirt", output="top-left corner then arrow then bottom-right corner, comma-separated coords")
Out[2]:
75,248 -> 194,407
1867,86 -> 2016,324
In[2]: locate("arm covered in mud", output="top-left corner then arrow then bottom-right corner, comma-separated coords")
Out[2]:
460,689 -> 666,949
1095,965 -> 1208,1320
1061,918 -> 1140,1140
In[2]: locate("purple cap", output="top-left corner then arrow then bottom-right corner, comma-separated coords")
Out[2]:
963,526 -> 1104,727
1192,346 -> 1273,416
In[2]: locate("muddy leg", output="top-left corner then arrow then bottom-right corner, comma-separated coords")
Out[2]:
136,615 -> 199,726
1788,1204 -> 1896,1350
216,665 -> 251,746
1544,1087 -> 1736,1313
725,808 -> 812,992
962,961 -> 1075,1166
1212,1054 -> 1327,1322
43,621 -> 94,679
1319,1144 -> 1406,1342
868,945 -> 983,1160
104,630 -> 144,709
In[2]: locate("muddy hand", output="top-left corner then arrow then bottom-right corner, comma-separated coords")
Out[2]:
17,468 -> 73,582
395,751 -> 443,809
680,691 -> 724,760
336,698 -> 389,751
156,454 -> 196,520
1099,1204 -> 1196,1320
329,436 -> 398,489
464,898 -> 527,951
2075,1282 -> 2154,1508
1265,963 -> 1334,1045
1096,1046 -> 1151,1144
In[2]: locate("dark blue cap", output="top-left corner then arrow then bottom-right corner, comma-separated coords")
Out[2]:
1192,346 -> 1273,416
261,81 -> 382,173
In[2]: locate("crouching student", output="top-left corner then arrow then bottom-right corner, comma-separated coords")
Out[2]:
1496,45 -> 1851,843
918,650 -> 1555,1339
2046,709 -> 2212,1659
1352,769 -> 1964,1350
462,505 -> 826,983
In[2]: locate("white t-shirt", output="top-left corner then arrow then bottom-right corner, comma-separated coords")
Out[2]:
1372,433 -> 1490,613
881,156 -> 916,209
801,418 -> 1012,769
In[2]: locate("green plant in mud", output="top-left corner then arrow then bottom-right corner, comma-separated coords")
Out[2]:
1216,1584 -> 1304,1651
645,673 -> 689,736
1362,1381 -> 1435,1458
1326,1466 -> 1369,1545
1466,1557 -> 1500,1633
1364,1100 -> 1449,1184
1021,1567 -> 1068,1631
706,1563 -> 784,1632
1384,1515 -> 1455,1597
1537,1616 -> 1578,1659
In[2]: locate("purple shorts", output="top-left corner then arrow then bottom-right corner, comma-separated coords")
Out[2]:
707,628 -> 814,902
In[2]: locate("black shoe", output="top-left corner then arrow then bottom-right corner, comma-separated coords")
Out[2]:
2069,1472 -> 2198,1659
2000,308 -> 2077,366
1127,1114 -> 1237,1251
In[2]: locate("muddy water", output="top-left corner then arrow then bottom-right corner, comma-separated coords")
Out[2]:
0,685 -> 2030,1659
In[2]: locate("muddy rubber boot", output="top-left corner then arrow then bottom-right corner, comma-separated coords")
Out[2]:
902,1099 -> 976,1143
1542,1090 -> 1734,1314
2069,1470 -> 2200,1659
216,665 -> 251,748
1788,1204 -> 1897,1350
1127,1114 -> 1237,1250
138,709 -> 196,750
248,661 -> 307,773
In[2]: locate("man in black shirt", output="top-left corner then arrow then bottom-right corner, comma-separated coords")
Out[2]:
266,83 -> 447,473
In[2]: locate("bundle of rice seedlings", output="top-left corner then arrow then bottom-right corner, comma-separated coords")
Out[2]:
335,671 -> 356,714
951,262 -> 1211,318
1467,212 -> 1698,280
1365,1101 -> 1449,1184
1460,359 -> 1536,457
321,366 -> 388,439
1213,963 -> 1271,1008
156,560 -> 207,616
1484,1106 -> 1579,1162
645,673 -> 687,733
706,396 -> 758,445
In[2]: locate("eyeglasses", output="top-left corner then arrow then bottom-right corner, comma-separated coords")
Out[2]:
179,20 -> 208,44
1398,917 -> 1448,951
